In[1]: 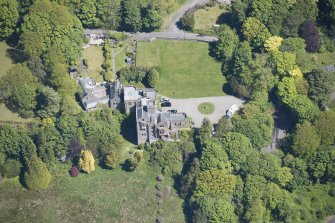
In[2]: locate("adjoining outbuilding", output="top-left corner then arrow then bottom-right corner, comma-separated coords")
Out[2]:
78,77 -> 188,145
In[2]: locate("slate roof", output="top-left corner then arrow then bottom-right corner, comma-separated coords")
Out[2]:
325,65 -> 335,72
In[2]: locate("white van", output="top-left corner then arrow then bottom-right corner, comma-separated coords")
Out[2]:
226,104 -> 239,117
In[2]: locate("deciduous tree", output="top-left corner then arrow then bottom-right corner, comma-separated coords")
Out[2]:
142,9 -> 162,32
0,0 -> 19,39
219,132 -> 257,174
36,86 -> 61,118
306,69 -> 335,109
200,139 -> 231,171
96,0 -> 121,30
121,0 -> 142,32
194,168 -> 236,198
193,195 -> 238,223
213,25 -> 239,62
264,36 -> 283,52
299,20 -> 320,52
0,64 -> 38,117
314,111 -> 335,145
250,0 -> 273,24
21,0 -> 83,64
74,0 -> 98,27
242,17 -> 271,50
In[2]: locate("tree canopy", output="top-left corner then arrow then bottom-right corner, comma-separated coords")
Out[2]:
0,0 -> 19,39
21,0 -> 83,64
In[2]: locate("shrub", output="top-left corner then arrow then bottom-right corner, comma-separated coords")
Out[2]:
123,151 -> 143,172
69,166 -> 80,177
117,66 -> 149,84
78,150 -> 95,173
316,209 -> 326,219
82,58 -> 88,67
123,158 -> 139,171
104,150 -> 121,169
83,37 -> 89,44
329,185 -> 335,197
145,68 -> 160,88
3,159 -> 21,178
24,157 -> 51,191
109,32 -> 128,41
206,0 -> 216,7
180,13 -> 195,31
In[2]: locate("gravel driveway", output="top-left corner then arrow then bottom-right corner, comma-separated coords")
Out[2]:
84,1 -> 220,43
161,96 -> 245,127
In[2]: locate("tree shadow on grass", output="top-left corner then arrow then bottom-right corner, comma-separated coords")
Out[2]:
6,48 -> 29,64
208,41 -> 221,61
216,12 -> 232,25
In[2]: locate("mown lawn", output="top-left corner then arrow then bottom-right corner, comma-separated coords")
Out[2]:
136,40 -> 225,98
194,5 -> 225,31
0,104 -> 34,123
0,160 -> 185,223
114,46 -> 127,73
298,51 -> 335,73
82,46 -> 104,82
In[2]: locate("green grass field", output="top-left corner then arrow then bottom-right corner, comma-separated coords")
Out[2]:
194,5 -> 225,31
136,40 -> 225,98
0,104 -> 34,123
0,159 -> 185,223
298,51 -> 335,73
82,46 -> 104,82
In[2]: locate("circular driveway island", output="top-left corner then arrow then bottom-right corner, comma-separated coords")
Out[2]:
198,102 -> 215,115
161,96 -> 245,128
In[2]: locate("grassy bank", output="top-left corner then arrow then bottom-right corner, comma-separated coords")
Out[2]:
0,161 -> 185,223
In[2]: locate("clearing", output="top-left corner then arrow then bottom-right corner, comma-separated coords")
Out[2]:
136,39 -> 225,98
0,160 -> 185,223
194,5 -> 225,31
0,42 -> 14,78
298,51 -> 335,73
82,46 -> 104,82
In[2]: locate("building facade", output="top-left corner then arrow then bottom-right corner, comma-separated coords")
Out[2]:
79,77 -> 188,144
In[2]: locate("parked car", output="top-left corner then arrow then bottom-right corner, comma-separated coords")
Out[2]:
160,97 -> 170,102
161,102 -> 172,107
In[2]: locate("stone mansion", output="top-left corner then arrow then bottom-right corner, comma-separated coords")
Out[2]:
78,77 -> 188,145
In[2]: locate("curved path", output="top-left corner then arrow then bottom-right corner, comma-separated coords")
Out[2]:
165,0 -> 211,33
84,0 -> 219,42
